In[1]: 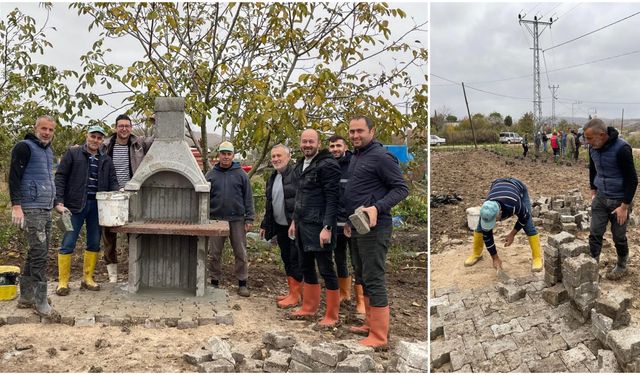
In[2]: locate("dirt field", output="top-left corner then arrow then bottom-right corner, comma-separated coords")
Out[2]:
0,226 -> 426,371
430,146 -> 640,323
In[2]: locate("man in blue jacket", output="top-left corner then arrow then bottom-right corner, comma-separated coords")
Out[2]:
205,141 -> 255,297
584,118 -> 638,280
9,115 -> 60,319
343,116 -> 409,349
54,125 -> 119,296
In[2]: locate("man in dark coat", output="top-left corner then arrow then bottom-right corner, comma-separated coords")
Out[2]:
259,144 -> 302,308
287,129 -> 342,328
54,125 -> 119,296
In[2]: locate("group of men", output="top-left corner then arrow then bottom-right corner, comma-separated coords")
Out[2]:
10,113 -> 408,349
466,118 -> 637,282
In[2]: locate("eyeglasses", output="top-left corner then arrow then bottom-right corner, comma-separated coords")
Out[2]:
117,125 -> 132,129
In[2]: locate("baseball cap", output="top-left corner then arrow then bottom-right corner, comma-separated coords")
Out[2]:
87,125 -> 107,136
479,201 -> 500,231
218,141 -> 234,153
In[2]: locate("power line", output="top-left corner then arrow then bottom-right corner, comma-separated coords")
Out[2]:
431,73 -> 531,100
544,11 -> 640,52
555,3 -> 582,21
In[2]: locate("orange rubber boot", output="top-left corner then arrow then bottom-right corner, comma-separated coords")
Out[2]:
338,276 -> 352,303
318,289 -> 340,327
277,278 -> 302,308
359,305 -> 390,349
349,296 -> 370,335
354,284 -> 366,315
276,277 -> 293,301
288,283 -> 320,319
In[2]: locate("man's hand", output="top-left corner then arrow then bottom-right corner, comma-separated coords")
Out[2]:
245,222 -> 253,232
491,254 -> 503,270
504,229 -> 517,247
362,206 -> 378,228
54,203 -> 67,214
11,205 -> 24,229
591,189 -> 597,200
288,221 -> 296,240
343,225 -> 352,238
319,227 -> 331,248
259,228 -> 266,240
612,204 -> 630,226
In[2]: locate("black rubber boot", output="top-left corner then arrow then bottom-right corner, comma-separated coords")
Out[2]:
606,255 -> 628,280
17,276 -> 35,309
34,282 -> 61,321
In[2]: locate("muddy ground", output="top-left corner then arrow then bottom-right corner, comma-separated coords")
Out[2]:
430,146 -> 640,323
0,224 -> 426,372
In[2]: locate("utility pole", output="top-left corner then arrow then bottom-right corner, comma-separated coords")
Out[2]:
519,13 -> 553,135
462,82 -> 477,149
621,108 -> 625,133
549,84 -> 559,127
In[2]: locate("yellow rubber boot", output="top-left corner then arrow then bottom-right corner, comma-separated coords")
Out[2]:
528,234 -> 543,272
464,231 -> 484,267
81,250 -> 101,291
56,253 -> 72,296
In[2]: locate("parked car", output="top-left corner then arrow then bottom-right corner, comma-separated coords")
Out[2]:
430,135 -> 446,146
499,132 -> 523,144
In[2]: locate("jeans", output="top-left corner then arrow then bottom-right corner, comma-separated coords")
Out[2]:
589,194 -> 631,259
274,223 -> 302,282
351,225 -> 392,307
22,208 -> 52,282
209,220 -> 248,282
333,233 -> 351,278
60,199 -> 100,254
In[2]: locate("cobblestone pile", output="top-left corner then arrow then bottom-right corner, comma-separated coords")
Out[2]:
531,190 -> 590,234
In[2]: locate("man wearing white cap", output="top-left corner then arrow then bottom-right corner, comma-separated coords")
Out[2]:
463,178 -> 542,271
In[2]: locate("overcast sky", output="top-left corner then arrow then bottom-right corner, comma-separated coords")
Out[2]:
431,2 -> 640,123
2,2 -> 427,130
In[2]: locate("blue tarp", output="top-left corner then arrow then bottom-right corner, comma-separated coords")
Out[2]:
383,144 -> 414,163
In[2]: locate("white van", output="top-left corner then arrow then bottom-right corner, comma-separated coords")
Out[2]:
499,132 -> 523,144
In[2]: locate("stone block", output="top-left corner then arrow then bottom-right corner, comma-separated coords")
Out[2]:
543,244 -> 560,259
559,240 -> 589,260
597,349 -> 621,373
430,295 -> 449,315
263,350 -> 290,373
436,300 -> 464,318
544,272 -> 560,287
548,231 -> 575,247
559,343 -> 597,372
444,319 -> 475,340
231,342 -> 263,364
561,215 -> 574,223
606,327 -> 640,364
288,360 -> 313,372
544,259 -> 562,276
565,281 -> 599,303
336,354 -> 375,373
594,289 -> 632,321
208,336 -> 235,365
526,352 -> 568,372
184,349 -> 213,365
562,223 -> 578,232
177,319 -> 197,330
430,337 -> 462,368
481,336 -> 518,358
262,331 -> 297,349
198,359 -> 235,373
559,325 -> 594,347
503,347 -> 540,371
535,334 -> 568,358
612,310 -> 631,329
395,341 -> 428,371
471,352 -> 510,373
552,200 -> 565,210
490,318 -> 524,338
75,316 -> 96,327
430,316 -> 444,340
335,339 -> 375,355
215,310 -> 234,325
562,253 -> 598,287
311,342 -> 349,367
545,210 -> 561,221
542,284 -> 569,306
496,283 -> 527,303
434,285 -> 459,297
533,217 -> 543,226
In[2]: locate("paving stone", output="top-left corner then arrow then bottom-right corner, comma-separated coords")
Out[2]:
591,309 -> 613,344
565,282 -> 599,305
542,284 -> 569,306
527,351 -> 568,372
444,319 -> 475,340
336,354 -> 375,373
430,337 -> 462,368
231,341 -> 263,364
561,215 -> 575,223
512,327 -> 545,348
430,316 -> 444,340
515,313 -> 546,332
559,343 -> 597,372
500,304 -> 531,322
598,349 -> 621,373
481,336 -> 518,358
548,231 -> 575,247
177,319 -> 197,329
612,310 -> 631,329
594,289 -> 632,321
75,315 -> 96,327
560,324 -> 594,347
569,299 -> 594,323
544,244 -> 560,259
496,283 -> 527,303
535,333 -> 568,358
544,272 -> 560,287
263,350 -> 290,373
503,346 -> 541,371
215,310 -> 234,325
562,254 -> 598,287
583,338 -> 605,357
430,295 -> 449,315
510,362 -> 530,373
291,342 -> 334,372
605,326 -> 640,365
208,336 -> 235,365
198,359 -> 235,373
471,352 -> 510,373
183,348 -> 213,365
288,360 -> 312,372
454,364 -> 472,373
311,342 -> 349,367
262,331 -> 297,349
454,305 -> 484,322
335,340 -> 375,355
490,318 -> 524,338
436,300 -> 464,318
434,285 -> 459,298
449,343 -> 486,371
395,341 -> 427,371
559,239 -> 589,260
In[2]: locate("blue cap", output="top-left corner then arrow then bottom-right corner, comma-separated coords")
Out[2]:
480,201 -> 500,231
87,125 -> 107,136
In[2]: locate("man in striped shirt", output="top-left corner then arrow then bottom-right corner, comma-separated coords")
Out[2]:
464,178 -> 542,272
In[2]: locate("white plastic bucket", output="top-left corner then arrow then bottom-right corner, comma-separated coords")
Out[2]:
96,191 -> 130,227
466,206 -> 481,231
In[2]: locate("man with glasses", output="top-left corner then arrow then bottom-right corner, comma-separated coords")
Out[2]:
101,114 -> 154,282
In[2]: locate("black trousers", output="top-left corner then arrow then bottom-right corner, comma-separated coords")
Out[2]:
333,233 -> 351,278
297,234 -> 338,290
351,225 -> 392,307
275,223 -> 303,282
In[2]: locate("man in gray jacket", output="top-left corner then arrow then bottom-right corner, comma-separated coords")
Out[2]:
205,141 -> 255,297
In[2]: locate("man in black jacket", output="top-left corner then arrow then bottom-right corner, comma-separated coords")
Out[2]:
205,141 -> 255,297
259,144 -> 302,308
343,115 -> 408,348
9,115 -> 60,319
54,125 -> 119,296
287,129 -> 342,328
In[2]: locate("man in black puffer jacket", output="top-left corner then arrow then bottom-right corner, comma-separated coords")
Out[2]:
287,129 -> 342,328
54,125 -> 119,296
259,144 -> 302,308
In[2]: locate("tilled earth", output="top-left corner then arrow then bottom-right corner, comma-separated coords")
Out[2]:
430,146 -> 640,324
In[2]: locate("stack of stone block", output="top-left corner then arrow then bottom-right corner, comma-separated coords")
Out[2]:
531,190 -> 590,234
542,231 -> 589,287
562,253 -> 599,323
591,289 -> 632,345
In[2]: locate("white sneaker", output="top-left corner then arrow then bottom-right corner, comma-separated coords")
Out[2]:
107,264 -> 118,283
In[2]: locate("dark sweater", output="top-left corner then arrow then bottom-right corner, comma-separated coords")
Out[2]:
205,161 -> 255,222
589,127 -> 638,204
